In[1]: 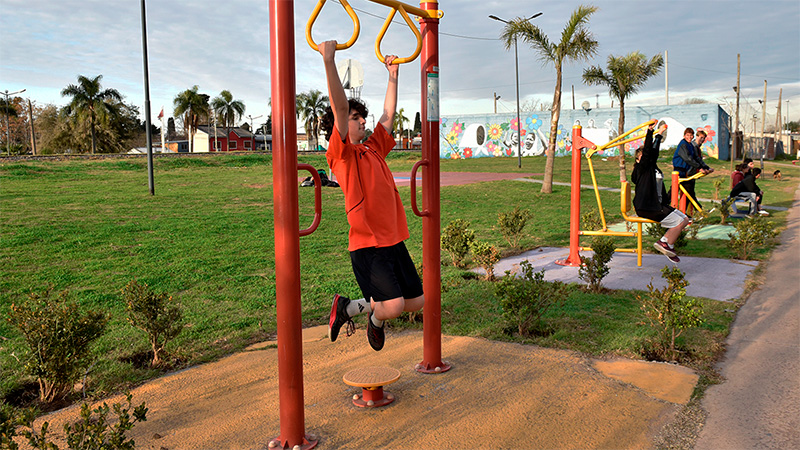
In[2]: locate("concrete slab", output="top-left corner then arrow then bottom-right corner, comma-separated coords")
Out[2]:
473,247 -> 759,302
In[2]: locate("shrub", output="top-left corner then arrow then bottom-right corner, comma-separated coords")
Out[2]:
497,206 -> 532,248
470,240 -> 500,281
713,178 -> 724,200
7,289 -> 107,403
441,219 -> 475,268
727,215 -> 777,260
495,261 -> 569,336
581,207 -> 608,231
121,280 -> 183,367
578,236 -> 615,292
1,394 -> 147,450
639,266 -> 705,361
686,208 -> 711,239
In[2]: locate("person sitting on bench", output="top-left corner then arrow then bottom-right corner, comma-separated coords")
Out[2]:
729,167 -> 769,216
632,122 -> 691,264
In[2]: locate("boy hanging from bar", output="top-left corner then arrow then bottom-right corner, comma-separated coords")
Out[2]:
318,40 -> 424,351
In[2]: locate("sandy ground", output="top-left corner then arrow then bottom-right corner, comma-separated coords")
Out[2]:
27,325 -> 698,450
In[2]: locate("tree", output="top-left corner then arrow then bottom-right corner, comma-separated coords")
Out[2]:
500,6 -> 598,194
296,89 -> 329,150
173,85 -> 210,153
393,107 -> 409,136
61,74 -> 123,154
583,51 -> 664,182
211,90 -> 246,143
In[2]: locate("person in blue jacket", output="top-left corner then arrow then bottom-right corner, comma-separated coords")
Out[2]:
672,127 -> 713,213
633,122 -> 691,263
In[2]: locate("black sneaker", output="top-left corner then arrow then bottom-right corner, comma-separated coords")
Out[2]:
366,312 -> 385,351
328,294 -> 354,342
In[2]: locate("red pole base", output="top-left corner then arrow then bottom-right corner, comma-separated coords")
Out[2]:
267,435 -> 318,450
555,256 -> 583,267
414,360 -> 452,374
352,387 -> 396,408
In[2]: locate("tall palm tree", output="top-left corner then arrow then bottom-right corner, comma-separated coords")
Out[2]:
296,89 -> 328,150
173,86 -> 209,153
583,51 -> 664,182
61,74 -> 122,154
211,90 -> 246,146
500,5 -> 598,193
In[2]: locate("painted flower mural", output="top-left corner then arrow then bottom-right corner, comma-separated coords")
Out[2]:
487,123 -> 503,140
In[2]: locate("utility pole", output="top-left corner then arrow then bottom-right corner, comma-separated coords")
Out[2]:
247,114 -> 262,151
733,54 -> 740,171
774,89 -> 782,155
665,50 -> 669,105
571,85 -> 575,110
493,92 -> 500,114
27,99 -> 37,155
140,0 -> 154,195
761,80 -> 767,168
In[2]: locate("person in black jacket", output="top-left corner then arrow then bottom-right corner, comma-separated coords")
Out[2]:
632,121 -> 691,263
729,167 -> 769,216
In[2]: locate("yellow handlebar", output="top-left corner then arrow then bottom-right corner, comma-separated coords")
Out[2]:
306,0 -> 360,51
375,4 -> 423,65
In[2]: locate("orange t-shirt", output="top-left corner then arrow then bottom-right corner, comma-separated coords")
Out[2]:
326,125 -> 409,251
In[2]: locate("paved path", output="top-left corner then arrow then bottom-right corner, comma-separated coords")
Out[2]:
695,186 -> 800,449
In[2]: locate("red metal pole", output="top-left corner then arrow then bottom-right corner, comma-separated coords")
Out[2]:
556,125 -> 590,267
416,0 -> 449,374
269,1 -> 316,448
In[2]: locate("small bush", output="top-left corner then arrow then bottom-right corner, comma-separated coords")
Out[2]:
497,207 -> 532,248
639,266 -> 705,361
495,261 -> 569,336
713,178 -> 724,200
7,289 -> 107,403
441,219 -> 475,268
578,236 -> 615,292
716,197 -> 735,224
581,207 -> 608,231
727,215 -> 777,260
1,394 -> 147,450
686,209 -> 711,239
122,280 -> 183,367
470,240 -> 500,281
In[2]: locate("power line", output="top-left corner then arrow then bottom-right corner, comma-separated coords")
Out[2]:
670,62 -> 797,82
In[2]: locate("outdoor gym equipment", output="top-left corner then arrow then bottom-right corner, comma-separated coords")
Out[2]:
342,366 -> 401,407
670,171 -> 707,214
268,1 -> 443,448
557,120 -> 663,268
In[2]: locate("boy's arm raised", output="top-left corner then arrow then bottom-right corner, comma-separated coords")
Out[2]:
319,40 -> 349,140
377,55 -> 399,134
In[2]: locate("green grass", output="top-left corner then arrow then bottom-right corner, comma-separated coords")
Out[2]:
1,152 -> 796,404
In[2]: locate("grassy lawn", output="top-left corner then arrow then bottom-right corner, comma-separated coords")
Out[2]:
1,151 -> 796,407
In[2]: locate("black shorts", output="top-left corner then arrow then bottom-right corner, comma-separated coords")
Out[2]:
349,241 -> 424,302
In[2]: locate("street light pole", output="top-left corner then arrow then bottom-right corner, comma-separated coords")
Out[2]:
2,88 -> 26,154
140,0 -> 154,195
248,114 -> 262,151
489,13 -> 542,169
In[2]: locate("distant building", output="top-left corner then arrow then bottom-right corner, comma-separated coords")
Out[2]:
164,140 -> 189,153
194,126 -> 255,152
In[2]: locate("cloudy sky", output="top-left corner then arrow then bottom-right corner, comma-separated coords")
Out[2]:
2,0 -> 798,131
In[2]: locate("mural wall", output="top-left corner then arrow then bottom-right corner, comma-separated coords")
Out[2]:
440,104 -> 731,160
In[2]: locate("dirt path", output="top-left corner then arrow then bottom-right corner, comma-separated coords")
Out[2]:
30,325 -> 698,450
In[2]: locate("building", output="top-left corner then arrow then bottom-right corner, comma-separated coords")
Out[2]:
194,126 -> 255,152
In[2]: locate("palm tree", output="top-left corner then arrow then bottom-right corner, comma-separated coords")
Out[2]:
173,86 -> 210,153
211,90 -> 246,145
500,5 -> 598,193
583,51 -> 664,182
61,75 -> 123,154
393,107 -> 409,136
296,89 -> 328,150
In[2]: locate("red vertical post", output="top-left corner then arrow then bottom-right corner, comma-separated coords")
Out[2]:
556,125 -> 589,267
416,0 -> 449,374
268,1 -> 316,448
670,171 -> 681,210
